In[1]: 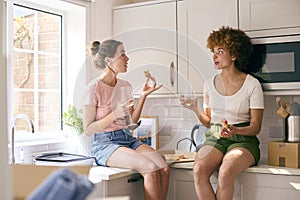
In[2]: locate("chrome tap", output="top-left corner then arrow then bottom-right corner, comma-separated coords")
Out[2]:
10,114 -> 34,164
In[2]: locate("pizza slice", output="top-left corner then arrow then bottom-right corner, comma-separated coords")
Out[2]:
221,119 -> 228,129
144,69 -> 152,78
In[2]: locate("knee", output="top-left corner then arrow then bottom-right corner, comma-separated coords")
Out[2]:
193,162 -> 210,181
218,166 -> 235,186
160,166 -> 170,178
140,161 -> 160,174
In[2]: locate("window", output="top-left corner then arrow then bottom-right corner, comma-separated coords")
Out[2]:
13,4 -> 62,132
9,0 -> 87,137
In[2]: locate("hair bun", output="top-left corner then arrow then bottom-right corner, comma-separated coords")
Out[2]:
90,41 -> 100,55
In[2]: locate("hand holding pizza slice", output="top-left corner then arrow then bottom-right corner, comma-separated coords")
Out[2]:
220,119 -> 231,138
222,119 -> 228,129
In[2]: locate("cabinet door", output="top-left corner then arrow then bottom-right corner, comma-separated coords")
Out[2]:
168,168 -> 241,200
180,0 -> 238,94
239,0 -> 300,37
167,169 -> 198,200
241,172 -> 300,200
113,1 -> 178,95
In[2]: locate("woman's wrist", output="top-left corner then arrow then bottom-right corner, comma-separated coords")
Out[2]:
139,93 -> 147,101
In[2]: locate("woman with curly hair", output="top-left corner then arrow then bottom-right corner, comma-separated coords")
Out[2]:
180,26 -> 264,199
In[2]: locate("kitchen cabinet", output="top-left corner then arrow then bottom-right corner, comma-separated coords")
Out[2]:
239,0 -> 300,38
167,169 -> 198,200
87,167 -> 144,199
112,0 -> 180,95
90,173 -> 144,199
112,0 -> 238,95
241,172 -> 300,200
179,0 -> 238,94
167,167 -> 241,200
168,162 -> 300,199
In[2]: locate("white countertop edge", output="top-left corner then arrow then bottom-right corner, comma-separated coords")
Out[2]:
243,164 -> 300,176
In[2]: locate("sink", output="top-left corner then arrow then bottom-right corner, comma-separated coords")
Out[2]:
34,152 -> 95,166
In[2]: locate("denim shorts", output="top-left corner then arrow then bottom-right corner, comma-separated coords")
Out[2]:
92,129 -> 144,166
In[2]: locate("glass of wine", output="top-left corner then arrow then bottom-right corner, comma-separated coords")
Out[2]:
180,94 -> 197,107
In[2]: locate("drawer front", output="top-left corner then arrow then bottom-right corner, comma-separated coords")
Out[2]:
106,174 -> 144,199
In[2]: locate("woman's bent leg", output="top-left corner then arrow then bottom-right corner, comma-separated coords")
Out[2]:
216,147 -> 255,200
193,145 -> 223,200
107,145 -> 169,200
136,144 -> 170,200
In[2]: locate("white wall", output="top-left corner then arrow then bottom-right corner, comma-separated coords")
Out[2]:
0,0 -> 11,199
140,95 -> 300,161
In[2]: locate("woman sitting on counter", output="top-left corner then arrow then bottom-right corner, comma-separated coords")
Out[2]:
83,39 -> 169,200
181,26 -> 264,200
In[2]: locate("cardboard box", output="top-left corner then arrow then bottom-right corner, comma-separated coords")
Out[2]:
268,140 -> 300,168
12,164 -> 91,200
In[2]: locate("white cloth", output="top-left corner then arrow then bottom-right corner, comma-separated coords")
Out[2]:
203,74 -> 264,125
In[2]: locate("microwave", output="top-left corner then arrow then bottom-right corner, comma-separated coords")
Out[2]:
248,35 -> 300,91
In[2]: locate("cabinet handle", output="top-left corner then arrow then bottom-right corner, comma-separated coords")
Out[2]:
127,175 -> 143,183
170,61 -> 175,87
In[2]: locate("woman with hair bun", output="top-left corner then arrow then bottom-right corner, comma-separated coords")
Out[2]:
83,39 -> 169,200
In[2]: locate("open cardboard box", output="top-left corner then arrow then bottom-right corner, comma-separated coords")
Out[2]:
12,164 -> 91,200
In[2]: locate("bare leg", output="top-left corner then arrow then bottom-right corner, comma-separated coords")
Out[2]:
106,145 -> 169,200
136,144 -> 170,200
193,145 -> 223,200
216,147 -> 255,200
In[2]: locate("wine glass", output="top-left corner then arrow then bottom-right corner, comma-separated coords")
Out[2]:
180,94 -> 197,107
118,86 -> 137,131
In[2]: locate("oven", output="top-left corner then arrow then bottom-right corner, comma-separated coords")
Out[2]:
249,35 -> 300,91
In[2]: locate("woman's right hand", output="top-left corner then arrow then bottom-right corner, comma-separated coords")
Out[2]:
113,101 -> 130,120
180,95 -> 198,111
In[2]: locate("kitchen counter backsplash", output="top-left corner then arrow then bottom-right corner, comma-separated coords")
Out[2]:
140,95 -> 300,160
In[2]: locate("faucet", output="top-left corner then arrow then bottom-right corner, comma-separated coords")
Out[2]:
10,114 -> 34,164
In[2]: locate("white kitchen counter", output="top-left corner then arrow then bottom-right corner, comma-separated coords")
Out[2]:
88,166 -> 138,183
170,161 -> 300,176
87,159 -> 300,184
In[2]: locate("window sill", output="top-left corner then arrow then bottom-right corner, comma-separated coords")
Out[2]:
9,130 -> 73,147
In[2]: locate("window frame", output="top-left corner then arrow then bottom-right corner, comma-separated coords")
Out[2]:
7,0 -> 89,141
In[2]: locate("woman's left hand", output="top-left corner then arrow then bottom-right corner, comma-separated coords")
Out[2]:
142,77 -> 163,96
220,125 -> 236,138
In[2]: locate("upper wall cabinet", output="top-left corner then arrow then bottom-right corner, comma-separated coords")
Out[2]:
112,0 -> 238,95
239,0 -> 300,38
178,0 -> 238,94
112,0 -> 179,95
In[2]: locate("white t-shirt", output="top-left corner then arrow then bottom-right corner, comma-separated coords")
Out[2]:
203,74 -> 264,125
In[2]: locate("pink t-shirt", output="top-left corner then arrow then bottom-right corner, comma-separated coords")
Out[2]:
83,77 -> 132,132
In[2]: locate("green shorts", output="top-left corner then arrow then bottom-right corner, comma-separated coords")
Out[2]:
203,122 -> 260,165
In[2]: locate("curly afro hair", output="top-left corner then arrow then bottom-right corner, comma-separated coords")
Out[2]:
207,26 -> 253,71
